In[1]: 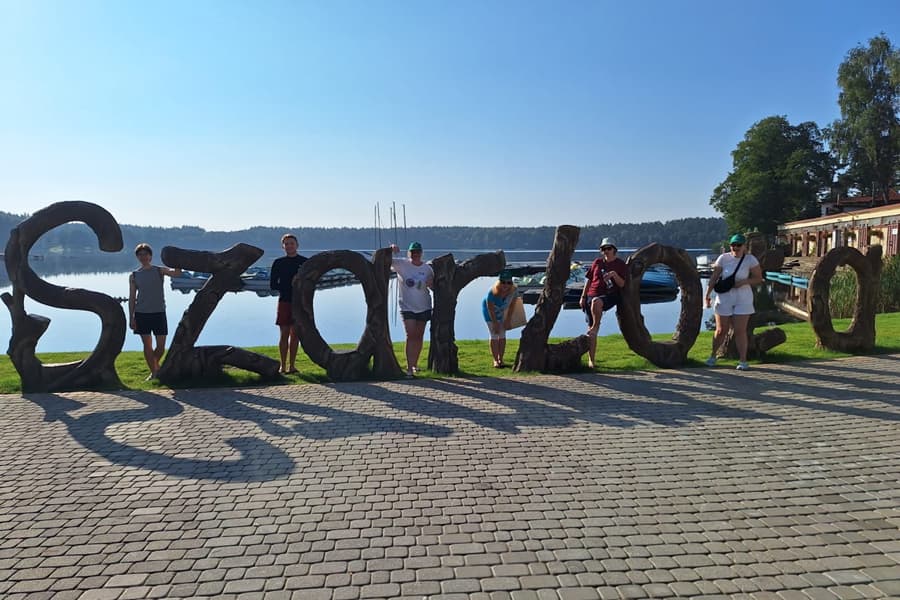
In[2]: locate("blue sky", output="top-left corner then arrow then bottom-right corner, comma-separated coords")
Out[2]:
2,0 -> 898,231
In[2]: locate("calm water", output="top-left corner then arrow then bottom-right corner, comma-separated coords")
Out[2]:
0,250 -> 715,353
0,272 -> 715,354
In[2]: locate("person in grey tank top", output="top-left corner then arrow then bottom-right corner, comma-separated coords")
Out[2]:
128,243 -> 182,380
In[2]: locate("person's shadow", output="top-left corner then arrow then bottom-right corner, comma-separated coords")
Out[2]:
26,386 -> 453,483
26,391 -> 295,482
27,354 -> 896,483
342,371 -> 779,433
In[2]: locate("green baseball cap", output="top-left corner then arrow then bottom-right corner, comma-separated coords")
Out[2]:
408,241 -> 423,251
729,234 -> 746,245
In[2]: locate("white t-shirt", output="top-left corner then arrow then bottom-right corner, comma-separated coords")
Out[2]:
392,258 -> 434,312
713,251 -> 760,300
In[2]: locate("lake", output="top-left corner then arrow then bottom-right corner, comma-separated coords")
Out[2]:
0,250 -> 716,353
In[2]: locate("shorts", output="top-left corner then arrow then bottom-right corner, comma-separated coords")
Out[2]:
583,295 -> 618,328
485,321 -> 506,340
134,312 -> 168,336
714,291 -> 754,317
276,301 -> 295,326
401,310 -> 432,322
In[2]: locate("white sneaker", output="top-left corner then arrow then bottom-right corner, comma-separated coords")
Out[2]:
704,356 -> 717,367
736,361 -> 749,371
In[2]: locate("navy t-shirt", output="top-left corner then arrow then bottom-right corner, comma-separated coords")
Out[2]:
270,255 -> 307,303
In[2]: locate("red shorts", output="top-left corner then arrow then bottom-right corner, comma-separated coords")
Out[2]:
276,301 -> 295,326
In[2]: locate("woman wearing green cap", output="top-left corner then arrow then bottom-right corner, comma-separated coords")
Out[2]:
705,233 -> 763,371
390,241 -> 434,378
482,270 -> 518,368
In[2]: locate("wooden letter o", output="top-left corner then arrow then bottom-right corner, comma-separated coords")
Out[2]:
293,249 -> 403,381
616,243 -> 703,367
808,245 -> 882,352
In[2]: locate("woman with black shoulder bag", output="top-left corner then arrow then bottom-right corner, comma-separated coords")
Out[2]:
704,233 -> 763,371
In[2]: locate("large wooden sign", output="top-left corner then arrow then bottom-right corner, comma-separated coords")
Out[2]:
808,245 -> 883,352
293,249 -> 402,381
2,201 -> 125,392
157,244 -> 281,384
514,225 -> 590,372
617,243 -> 702,368
428,251 -> 506,374
7,201 -> 839,390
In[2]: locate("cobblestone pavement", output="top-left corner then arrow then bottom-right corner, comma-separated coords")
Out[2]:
1,354 -> 899,600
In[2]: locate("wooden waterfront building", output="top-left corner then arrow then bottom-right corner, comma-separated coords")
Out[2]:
777,200 -> 900,259
771,195 -> 899,321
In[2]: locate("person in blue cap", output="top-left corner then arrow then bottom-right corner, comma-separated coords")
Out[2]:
705,233 -> 763,371
482,270 -> 518,367
390,241 -> 434,378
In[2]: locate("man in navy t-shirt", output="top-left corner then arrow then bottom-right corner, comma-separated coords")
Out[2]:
269,233 -> 307,374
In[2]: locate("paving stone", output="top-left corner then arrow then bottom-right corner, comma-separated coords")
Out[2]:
557,588 -> 600,599
104,573 -> 148,587
285,575 -> 326,589
196,580 -> 227,596
359,583 -> 401,598
2,355 -> 899,600
870,579 -> 900,597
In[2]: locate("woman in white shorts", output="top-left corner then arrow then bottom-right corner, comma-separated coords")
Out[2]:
704,233 -> 763,370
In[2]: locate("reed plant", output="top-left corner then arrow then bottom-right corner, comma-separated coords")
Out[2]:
879,254 -> 900,312
828,268 -> 857,318
829,255 -> 900,318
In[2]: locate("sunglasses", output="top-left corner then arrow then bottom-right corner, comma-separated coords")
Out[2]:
730,243 -> 743,247
600,247 -> 614,251
500,280 -> 512,285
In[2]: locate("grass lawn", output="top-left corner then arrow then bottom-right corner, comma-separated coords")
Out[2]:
2,312 -> 899,394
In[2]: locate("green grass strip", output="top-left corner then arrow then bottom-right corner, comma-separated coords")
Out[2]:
2,312 -> 899,394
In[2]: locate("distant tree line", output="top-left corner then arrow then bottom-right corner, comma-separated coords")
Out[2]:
1,210 -> 727,257
712,33 -> 900,237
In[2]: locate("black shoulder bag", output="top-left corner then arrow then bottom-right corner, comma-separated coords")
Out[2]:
713,254 -> 745,294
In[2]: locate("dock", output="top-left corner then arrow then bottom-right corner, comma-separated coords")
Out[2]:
171,269 -> 363,296
764,256 -> 818,321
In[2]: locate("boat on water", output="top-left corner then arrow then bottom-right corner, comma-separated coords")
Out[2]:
170,259 -> 680,304
695,254 -> 717,278
516,262 -> 679,306
171,266 -> 360,297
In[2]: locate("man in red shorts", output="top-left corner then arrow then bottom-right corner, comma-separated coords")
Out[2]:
269,234 -> 307,373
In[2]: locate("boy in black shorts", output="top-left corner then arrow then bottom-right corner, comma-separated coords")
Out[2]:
128,243 -> 182,379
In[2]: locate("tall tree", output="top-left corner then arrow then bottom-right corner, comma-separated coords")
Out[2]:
831,34 -> 900,202
710,116 -> 833,236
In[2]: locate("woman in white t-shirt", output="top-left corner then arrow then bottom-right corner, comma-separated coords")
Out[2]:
391,241 -> 434,378
704,233 -> 763,371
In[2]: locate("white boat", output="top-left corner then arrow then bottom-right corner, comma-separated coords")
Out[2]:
695,254 -> 716,277
514,262 -> 587,289
171,267 -> 360,297
517,262 -> 679,306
